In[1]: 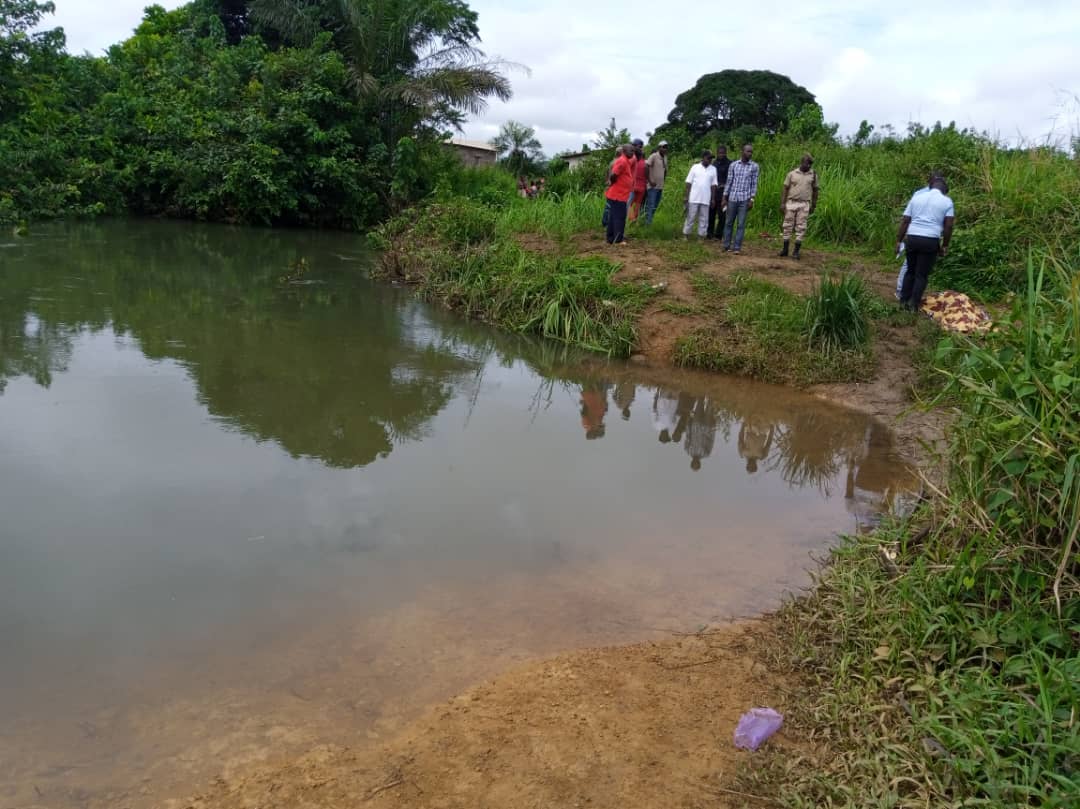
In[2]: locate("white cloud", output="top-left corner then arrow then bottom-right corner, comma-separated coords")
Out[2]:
49,0 -> 185,55
44,0 -> 1080,154
462,0 -> 1080,153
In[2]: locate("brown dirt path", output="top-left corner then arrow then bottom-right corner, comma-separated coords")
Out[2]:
180,624 -> 792,809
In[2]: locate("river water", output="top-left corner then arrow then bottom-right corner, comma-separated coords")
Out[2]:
0,220 -> 916,808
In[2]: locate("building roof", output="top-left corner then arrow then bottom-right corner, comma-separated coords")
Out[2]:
448,138 -> 497,152
560,150 -> 593,160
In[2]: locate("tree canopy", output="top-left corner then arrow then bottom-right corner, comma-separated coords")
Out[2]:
662,69 -> 816,141
489,120 -> 543,175
0,0 -> 515,228
592,117 -> 632,151
249,0 -> 513,144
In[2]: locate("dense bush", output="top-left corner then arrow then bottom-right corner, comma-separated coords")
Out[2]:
753,250 -> 1080,807
370,196 -> 657,355
0,0 -> 509,229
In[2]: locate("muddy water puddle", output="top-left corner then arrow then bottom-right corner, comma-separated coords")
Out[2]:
0,221 -> 918,807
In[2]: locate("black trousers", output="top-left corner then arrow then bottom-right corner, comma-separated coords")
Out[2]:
707,203 -> 726,239
900,235 -> 940,306
606,199 -> 628,244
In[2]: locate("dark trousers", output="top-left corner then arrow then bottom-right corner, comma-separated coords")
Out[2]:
707,203 -> 726,238
900,235 -> 940,306
606,199 -> 628,244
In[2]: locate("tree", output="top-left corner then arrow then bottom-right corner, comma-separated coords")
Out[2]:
489,120 -> 543,175
249,0 -> 514,144
592,117 -> 631,151
1,0 -> 65,122
663,69 -> 815,140
784,103 -> 839,143
852,119 -> 875,147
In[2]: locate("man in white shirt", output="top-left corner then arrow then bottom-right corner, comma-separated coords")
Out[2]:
896,178 -> 955,310
682,151 -> 717,240
894,172 -> 943,298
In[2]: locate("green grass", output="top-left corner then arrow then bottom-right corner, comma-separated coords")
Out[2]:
805,273 -> 871,355
430,245 -> 657,356
482,129 -> 1080,300
370,204 -> 656,356
659,300 -> 703,316
673,273 -> 876,385
736,249 -> 1080,808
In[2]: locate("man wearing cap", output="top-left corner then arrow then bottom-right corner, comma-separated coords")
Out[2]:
778,153 -> 819,259
643,141 -> 669,225
628,139 -> 649,223
683,150 -> 717,241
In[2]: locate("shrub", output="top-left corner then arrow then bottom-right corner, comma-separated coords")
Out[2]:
804,274 -> 871,355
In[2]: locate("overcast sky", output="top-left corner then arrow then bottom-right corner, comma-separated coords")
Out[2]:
49,0 -> 1080,155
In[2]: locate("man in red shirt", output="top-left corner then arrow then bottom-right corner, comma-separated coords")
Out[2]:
605,143 -> 635,245
628,138 -> 648,223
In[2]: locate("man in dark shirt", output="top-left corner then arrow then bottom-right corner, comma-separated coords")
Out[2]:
707,145 -> 732,239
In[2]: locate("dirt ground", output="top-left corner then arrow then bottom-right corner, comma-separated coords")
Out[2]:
180,623 -> 793,809
176,234 -> 945,809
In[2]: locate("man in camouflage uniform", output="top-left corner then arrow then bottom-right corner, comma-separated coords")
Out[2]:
779,153 -> 819,260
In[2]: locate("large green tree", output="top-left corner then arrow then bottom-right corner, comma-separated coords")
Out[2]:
248,0 -> 513,145
2,0 -> 516,228
662,69 -> 816,140
0,0 -> 64,120
489,120 -> 543,175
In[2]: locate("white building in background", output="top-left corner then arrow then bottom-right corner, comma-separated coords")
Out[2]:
446,138 -> 498,167
560,150 -> 593,171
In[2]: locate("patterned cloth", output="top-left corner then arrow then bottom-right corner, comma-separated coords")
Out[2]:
723,159 -> 759,202
920,291 -> 993,333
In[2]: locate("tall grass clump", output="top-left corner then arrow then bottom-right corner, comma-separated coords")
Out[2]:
369,197 -> 656,356
935,252 -> 1079,591
804,273 -> 870,354
742,248 -> 1080,808
495,191 -> 602,242
426,244 -> 655,356
673,273 -> 875,385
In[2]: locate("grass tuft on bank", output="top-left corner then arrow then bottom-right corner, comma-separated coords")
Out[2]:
739,250 -> 1080,808
673,272 -> 877,385
369,199 -> 657,356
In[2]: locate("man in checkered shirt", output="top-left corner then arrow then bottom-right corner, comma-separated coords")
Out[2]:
720,143 -> 760,254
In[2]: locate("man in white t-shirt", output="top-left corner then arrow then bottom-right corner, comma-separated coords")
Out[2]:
896,177 -> 955,310
894,172 -> 944,298
682,151 -> 718,240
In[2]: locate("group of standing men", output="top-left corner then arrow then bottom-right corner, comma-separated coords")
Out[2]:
603,140 -> 955,310
604,141 -> 820,258
681,146 -> 818,257
603,138 -> 671,245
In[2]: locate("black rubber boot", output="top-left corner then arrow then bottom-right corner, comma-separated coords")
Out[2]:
778,240 -> 789,257
793,242 -> 802,260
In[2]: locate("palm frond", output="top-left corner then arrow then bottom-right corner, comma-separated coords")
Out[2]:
249,0 -> 322,45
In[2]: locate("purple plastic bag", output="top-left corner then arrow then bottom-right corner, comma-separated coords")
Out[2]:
733,707 -> 783,751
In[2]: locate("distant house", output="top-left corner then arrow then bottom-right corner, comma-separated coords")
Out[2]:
446,138 -> 498,167
561,150 -> 593,172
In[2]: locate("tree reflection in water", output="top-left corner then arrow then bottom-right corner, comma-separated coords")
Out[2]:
2,220 -> 914,511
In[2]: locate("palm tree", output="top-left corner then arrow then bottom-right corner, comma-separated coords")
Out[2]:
489,120 -> 543,175
249,0 -> 515,143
